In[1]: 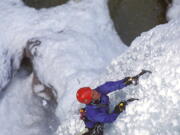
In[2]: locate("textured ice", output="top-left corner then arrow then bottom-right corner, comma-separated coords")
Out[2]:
0,0 -> 126,135
0,47 -> 13,91
102,20 -> 180,135
57,20 -> 180,135
57,1 -> 180,135
1,0 -> 180,135
0,75 -> 54,135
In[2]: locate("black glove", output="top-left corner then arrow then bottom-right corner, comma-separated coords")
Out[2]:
123,77 -> 133,85
114,101 -> 127,114
123,77 -> 138,85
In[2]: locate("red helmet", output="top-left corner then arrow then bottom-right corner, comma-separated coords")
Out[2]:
76,87 -> 93,104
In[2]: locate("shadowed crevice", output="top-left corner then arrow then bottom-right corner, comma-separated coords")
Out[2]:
18,55 -> 33,77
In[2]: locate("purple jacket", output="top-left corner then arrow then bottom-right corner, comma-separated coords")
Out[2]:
84,79 -> 127,128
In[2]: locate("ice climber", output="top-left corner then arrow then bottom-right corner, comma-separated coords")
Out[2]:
76,70 -> 151,135
76,78 -> 136,135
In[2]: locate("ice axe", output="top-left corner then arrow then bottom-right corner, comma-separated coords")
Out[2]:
129,69 -> 152,85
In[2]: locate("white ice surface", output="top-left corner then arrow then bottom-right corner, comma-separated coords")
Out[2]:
102,20 -> 180,135
57,22 -> 180,135
0,46 -> 12,91
1,0 -> 180,135
0,74 -> 54,135
0,0 -> 126,135
57,1 -> 180,135
167,0 -> 180,20
0,0 -> 126,91
24,0 -> 126,123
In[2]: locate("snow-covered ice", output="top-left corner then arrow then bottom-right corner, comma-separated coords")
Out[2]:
0,74 -> 58,135
0,0 -> 180,135
102,20 -> 180,135
0,0 -> 126,135
57,0 -> 180,135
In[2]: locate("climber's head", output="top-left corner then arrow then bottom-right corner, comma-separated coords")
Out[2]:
76,87 -> 101,104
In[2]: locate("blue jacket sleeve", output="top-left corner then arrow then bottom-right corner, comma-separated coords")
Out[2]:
95,78 -> 127,94
87,110 -> 119,123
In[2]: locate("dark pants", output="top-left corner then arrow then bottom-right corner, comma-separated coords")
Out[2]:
83,123 -> 104,135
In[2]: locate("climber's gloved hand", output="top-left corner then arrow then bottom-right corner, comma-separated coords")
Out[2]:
123,77 -> 133,85
114,101 -> 127,114
123,76 -> 138,85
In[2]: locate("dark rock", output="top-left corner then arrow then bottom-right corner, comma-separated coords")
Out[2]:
108,0 -> 170,46
22,0 -> 69,9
